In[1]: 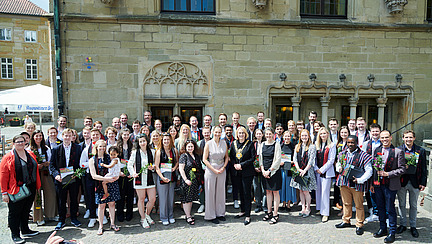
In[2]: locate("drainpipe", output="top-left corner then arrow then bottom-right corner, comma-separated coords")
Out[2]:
54,0 -> 64,115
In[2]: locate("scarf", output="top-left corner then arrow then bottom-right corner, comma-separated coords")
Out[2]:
297,145 -> 309,170
135,148 -> 154,186
316,143 -> 330,178
14,149 -> 37,186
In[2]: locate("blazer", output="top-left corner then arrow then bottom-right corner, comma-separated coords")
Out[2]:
373,145 -> 405,191
228,140 -> 257,178
49,143 -> 82,180
0,150 -> 41,195
398,143 -> 428,189
314,143 -> 336,178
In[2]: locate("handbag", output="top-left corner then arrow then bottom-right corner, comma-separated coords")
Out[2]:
8,184 -> 31,202
174,182 -> 187,196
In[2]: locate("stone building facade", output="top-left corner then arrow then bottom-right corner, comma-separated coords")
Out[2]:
0,0 -> 51,90
56,0 -> 432,142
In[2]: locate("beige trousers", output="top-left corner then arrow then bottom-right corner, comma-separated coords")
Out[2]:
340,185 -> 365,227
33,171 -> 58,221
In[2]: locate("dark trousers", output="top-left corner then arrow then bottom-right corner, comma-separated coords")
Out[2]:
231,171 -> 242,202
55,181 -> 78,222
8,183 -> 36,237
333,180 -> 341,206
240,175 -> 254,217
365,190 -> 378,215
375,186 -> 398,234
84,173 -> 97,218
116,176 -> 134,221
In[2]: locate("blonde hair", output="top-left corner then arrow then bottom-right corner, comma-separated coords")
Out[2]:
92,140 -> 107,156
24,122 -> 36,130
315,127 -> 332,150
295,129 -> 311,153
235,126 -> 249,140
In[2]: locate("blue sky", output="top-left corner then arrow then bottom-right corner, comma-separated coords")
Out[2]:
30,0 -> 49,12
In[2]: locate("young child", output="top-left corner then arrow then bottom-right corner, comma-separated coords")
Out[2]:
100,146 -> 121,201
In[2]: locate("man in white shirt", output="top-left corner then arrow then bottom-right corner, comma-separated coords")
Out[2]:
348,119 -> 357,135
355,117 -> 370,146
328,118 -> 339,143
56,115 -> 67,141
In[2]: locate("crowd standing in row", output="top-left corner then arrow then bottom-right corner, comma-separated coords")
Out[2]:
0,110 -> 428,244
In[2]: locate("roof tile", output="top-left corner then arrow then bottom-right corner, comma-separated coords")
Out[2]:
0,0 -> 48,16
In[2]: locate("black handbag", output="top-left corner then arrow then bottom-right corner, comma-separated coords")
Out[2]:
174,182 -> 187,196
345,165 -> 365,180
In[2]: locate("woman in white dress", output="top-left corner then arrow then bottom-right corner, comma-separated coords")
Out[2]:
127,134 -> 156,229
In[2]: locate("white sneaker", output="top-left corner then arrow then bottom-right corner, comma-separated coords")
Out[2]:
197,204 -> 205,213
234,200 -> 240,209
162,220 -> 169,226
103,216 -> 108,225
88,218 -> 97,228
227,185 -> 233,194
84,209 -> 90,219
37,220 -> 45,226
80,195 -> 85,203
141,219 -> 150,229
365,214 -> 379,223
145,214 -> 155,225
169,218 -> 175,224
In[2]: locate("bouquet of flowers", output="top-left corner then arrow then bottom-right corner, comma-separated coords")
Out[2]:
253,156 -> 260,168
372,152 -> 384,184
35,191 -> 42,210
33,149 -> 47,171
337,144 -> 343,154
405,152 -> 419,166
291,166 -> 310,187
129,163 -> 150,182
338,152 -> 347,171
63,168 -> 86,189
187,168 -> 197,194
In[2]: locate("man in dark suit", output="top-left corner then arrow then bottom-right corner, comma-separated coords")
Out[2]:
78,116 -> 93,142
190,116 -> 202,142
255,111 -> 265,130
396,130 -> 428,238
46,126 -> 62,149
305,111 -> 317,137
328,118 -> 339,143
142,110 -> 155,133
120,113 -> 133,133
49,128 -> 82,230
371,130 -> 405,243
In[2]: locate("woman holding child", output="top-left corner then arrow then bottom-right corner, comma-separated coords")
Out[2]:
89,140 -> 121,235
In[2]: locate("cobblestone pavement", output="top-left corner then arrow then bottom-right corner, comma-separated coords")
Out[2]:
1,196 -> 431,244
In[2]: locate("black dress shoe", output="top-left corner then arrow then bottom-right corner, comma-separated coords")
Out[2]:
244,218 -> 251,226
396,225 -> 406,234
210,218 -> 219,224
21,230 -> 39,237
384,234 -> 395,243
356,227 -> 364,235
217,216 -> 226,221
280,206 -> 286,211
12,235 -> 25,244
373,229 -> 388,238
234,213 -> 245,219
335,222 -> 352,228
410,227 -> 419,238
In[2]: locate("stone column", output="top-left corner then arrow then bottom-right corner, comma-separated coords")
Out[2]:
291,96 -> 301,122
320,96 -> 331,127
376,97 -> 388,127
348,97 -> 359,120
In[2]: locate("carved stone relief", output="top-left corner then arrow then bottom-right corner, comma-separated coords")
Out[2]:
143,62 -> 210,99
385,0 -> 408,14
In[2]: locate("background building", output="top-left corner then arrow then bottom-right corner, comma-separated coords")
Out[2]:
53,0 -> 431,144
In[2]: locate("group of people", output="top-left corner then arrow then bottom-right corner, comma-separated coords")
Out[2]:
0,110 -> 428,244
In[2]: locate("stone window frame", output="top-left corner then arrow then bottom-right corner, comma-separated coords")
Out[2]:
24,30 -> 37,43
25,59 -> 38,80
0,28 -> 12,41
0,57 -> 13,79
161,0 -> 216,14
300,0 -> 348,19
